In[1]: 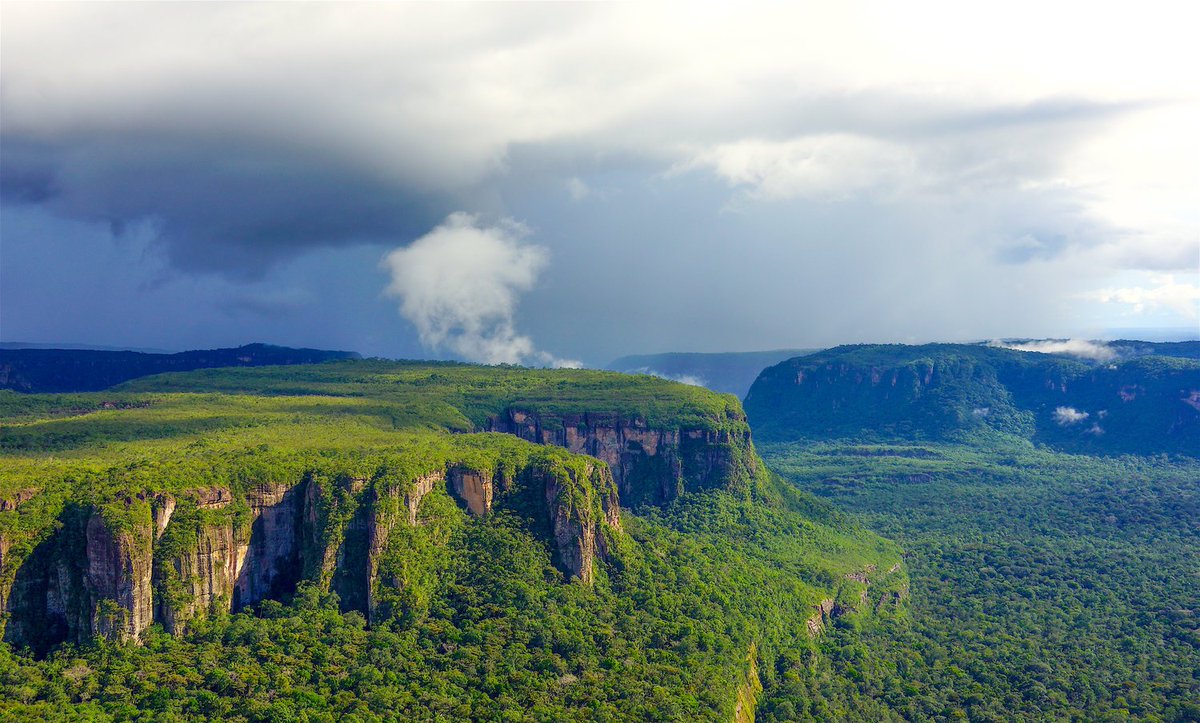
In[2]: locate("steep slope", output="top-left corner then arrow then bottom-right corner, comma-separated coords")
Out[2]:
745,343 -> 1200,455
0,361 -> 900,720
0,343 -> 360,393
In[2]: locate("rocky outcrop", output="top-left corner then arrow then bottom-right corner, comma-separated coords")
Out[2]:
803,563 -> 908,637
448,466 -> 493,516
537,462 -> 620,584
806,598 -> 836,636
85,511 -> 154,642
0,488 -> 37,512
404,472 -> 442,525
151,495 -> 175,538
157,518 -> 238,634
356,471 -> 445,621
488,409 -> 756,507
233,482 -> 305,610
154,480 -> 313,634
443,460 -> 620,584
3,502 -> 158,653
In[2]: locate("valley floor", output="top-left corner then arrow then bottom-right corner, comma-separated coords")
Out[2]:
757,437 -> 1200,722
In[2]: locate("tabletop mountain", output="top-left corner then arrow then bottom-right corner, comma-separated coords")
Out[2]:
745,343 -> 1200,455
0,360 -> 900,720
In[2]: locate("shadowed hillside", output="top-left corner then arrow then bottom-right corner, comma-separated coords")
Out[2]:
0,343 -> 360,393
745,343 -> 1200,455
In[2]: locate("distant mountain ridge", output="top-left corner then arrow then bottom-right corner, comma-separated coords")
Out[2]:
607,349 -> 818,398
744,342 -> 1200,455
0,343 -> 361,393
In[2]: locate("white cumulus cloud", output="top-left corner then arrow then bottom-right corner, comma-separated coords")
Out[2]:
627,367 -> 706,387
382,213 -> 576,367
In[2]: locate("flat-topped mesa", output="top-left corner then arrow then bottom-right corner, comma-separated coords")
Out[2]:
488,408 -> 758,507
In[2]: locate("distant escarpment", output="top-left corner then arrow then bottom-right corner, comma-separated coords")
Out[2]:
0,445 -> 620,654
745,343 -> 1200,455
0,343 -> 359,393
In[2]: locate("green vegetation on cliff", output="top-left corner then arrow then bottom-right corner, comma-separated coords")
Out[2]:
0,361 -> 900,720
744,343 -> 1200,455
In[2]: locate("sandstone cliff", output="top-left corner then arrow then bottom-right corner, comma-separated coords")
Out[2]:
3,388 -> 761,652
2,449 -> 626,650
488,408 -> 758,507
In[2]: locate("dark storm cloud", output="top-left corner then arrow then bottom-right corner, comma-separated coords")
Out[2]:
0,134 -> 454,276
2,3 -> 1196,358
1,92 -> 1133,278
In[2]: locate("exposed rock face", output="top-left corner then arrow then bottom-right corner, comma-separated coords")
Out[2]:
3,391 -> 753,653
233,483 -> 304,611
539,464 -> 606,583
151,495 -> 175,538
405,472 -> 442,525
489,409 -> 756,507
442,460 -> 619,584
363,471 -> 441,619
2,503 -> 158,652
448,466 -> 493,516
803,563 -> 908,637
0,488 -> 37,512
4,440 -> 632,650
806,598 -> 836,636
85,511 -> 154,642
157,519 -> 239,634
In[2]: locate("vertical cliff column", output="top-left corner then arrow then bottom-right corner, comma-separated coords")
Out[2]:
404,471 -> 442,525
233,481 -> 306,610
539,461 -> 621,584
153,489 -> 241,635
363,471 -> 443,621
327,476 -> 372,614
85,507 -> 155,643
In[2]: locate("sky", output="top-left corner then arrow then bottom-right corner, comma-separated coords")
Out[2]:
2,2 -> 1197,365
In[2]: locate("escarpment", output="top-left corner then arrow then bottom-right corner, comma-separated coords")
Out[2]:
745,343 -> 1200,454
488,408 -> 758,507
0,359 -> 823,677
1,449 -> 624,651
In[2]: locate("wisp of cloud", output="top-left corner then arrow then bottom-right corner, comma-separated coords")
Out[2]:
990,338 -> 1117,362
382,213 -> 577,367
